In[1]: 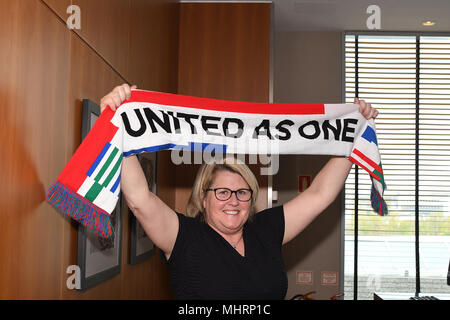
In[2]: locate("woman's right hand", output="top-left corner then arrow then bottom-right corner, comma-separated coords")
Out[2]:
100,83 -> 137,113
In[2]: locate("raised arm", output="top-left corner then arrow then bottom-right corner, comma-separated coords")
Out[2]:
282,99 -> 378,245
100,84 -> 179,258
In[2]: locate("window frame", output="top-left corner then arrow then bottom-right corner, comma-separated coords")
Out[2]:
341,30 -> 450,300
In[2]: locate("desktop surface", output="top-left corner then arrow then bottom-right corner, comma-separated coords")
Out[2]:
374,292 -> 450,300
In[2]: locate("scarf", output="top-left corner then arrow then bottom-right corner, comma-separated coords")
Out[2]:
46,89 -> 387,238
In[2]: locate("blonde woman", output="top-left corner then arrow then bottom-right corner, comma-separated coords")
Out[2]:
100,84 -> 378,299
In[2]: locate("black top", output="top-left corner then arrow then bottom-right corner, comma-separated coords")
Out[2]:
163,205 -> 288,300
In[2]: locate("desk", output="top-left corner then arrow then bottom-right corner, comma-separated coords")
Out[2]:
374,292 -> 450,300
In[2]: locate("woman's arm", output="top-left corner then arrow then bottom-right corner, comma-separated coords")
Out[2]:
282,156 -> 352,244
101,84 -> 178,257
282,99 -> 378,245
121,155 -> 179,256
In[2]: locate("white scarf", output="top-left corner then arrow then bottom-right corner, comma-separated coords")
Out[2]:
46,89 -> 387,238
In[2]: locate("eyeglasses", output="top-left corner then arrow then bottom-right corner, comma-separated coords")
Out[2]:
205,188 -> 253,202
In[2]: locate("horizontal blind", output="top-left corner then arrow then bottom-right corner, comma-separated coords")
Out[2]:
418,36 -> 450,293
344,35 -> 418,300
345,34 -> 450,300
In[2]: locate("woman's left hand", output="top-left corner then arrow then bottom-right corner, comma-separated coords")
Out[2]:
355,98 -> 379,120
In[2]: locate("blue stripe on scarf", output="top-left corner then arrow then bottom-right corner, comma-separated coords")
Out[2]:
87,142 -> 111,176
122,142 -> 228,157
361,126 -> 378,145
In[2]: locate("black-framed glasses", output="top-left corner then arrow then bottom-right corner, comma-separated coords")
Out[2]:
205,188 -> 253,202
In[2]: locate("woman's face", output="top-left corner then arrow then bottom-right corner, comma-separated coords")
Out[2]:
203,170 -> 251,236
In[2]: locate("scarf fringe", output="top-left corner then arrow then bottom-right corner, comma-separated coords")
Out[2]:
370,184 -> 388,216
46,181 -> 114,238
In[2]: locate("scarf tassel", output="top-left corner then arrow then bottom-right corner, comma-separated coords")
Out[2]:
370,184 -> 388,216
46,181 -> 114,238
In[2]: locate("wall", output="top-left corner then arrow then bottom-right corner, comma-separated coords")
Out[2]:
0,0 -> 276,299
175,2 -> 272,214
0,0 -> 178,299
273,31 -> 344,300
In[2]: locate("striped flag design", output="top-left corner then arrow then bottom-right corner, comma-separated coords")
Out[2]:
349,124 -> 386,194
348,124 -> 387,215
77,142 -> 122,209
47,89 -> 388,238
350,148 -> 385,186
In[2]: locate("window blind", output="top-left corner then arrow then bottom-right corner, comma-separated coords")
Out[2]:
418,36 -> 450,294
344,33 -> 450,300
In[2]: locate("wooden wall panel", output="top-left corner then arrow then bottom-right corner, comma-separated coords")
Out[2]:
176,3 -> 271,214
61,4 -> 176,299
61,32 -> 127,299
42,0 -> 71,21
178,3 -> 270,102
128,0 -> 179,92
0,0 -> 70,299
0,0 -> 177,299
74,0 -> 131,78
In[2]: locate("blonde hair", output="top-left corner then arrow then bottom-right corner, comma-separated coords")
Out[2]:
186,157 -> 259,221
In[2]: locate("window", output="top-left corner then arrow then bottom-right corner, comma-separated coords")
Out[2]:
344,32 -> 450,300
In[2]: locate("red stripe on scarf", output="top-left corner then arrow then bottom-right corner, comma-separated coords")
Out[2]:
124,90 -> 325,115
352,148 -> 383,175
348,156 -> 381,182
58,108 -> 119,191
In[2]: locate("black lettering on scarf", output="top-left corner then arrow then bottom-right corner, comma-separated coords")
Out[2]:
167,111 -> 181,134
177,112 -> 199,134
275,120 -> 294,140
298,121 -> 320,139
342,119 -> 358,143
201,116 -> 222,136
121,109 -> 147,137
223,118 -> 244,138
253,120 -> 273,139
322,119 -> 342,140
143,108 -> 171,133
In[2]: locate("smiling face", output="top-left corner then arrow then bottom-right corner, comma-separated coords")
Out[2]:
203,169 -> 252,236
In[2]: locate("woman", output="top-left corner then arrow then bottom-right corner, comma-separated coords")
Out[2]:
100,84 -> 378,299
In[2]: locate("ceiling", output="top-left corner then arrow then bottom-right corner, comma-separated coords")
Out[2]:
182,0 -> 450,32
275,0 -> 450,32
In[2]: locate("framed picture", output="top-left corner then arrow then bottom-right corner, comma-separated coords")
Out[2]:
129,152 -> 157,265
77,99 -> 122,291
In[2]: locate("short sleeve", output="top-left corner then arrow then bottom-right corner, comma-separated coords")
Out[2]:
161,212 -> 197,265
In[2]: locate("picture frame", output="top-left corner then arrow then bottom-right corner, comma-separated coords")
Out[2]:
129,152 -> 157,265
77,99 -> 123,291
